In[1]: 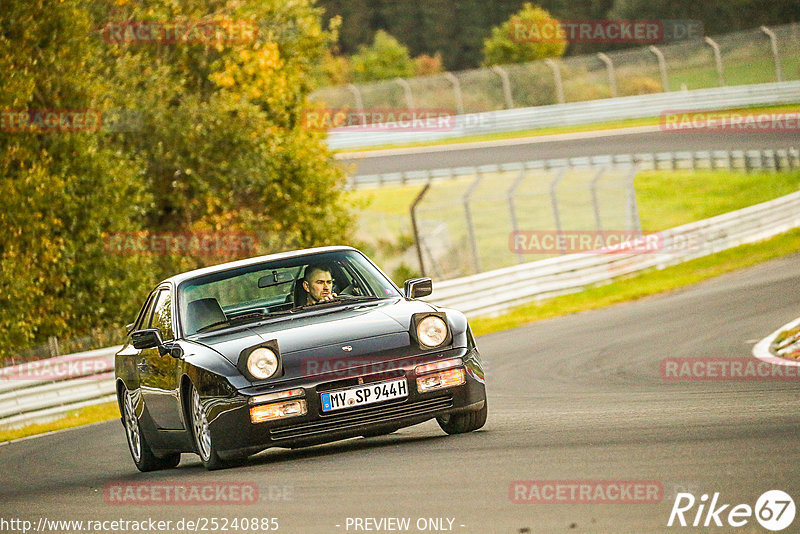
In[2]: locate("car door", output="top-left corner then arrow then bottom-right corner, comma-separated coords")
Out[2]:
116,290 -> 158,389
139,286 -> 184,429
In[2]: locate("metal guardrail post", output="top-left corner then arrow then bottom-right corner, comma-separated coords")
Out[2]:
463,172 -> 484,273
549,168 -> 567,253
491,65 -> 515,109
507,167 -> 528,264
589,167 -> 607,233
648,45 -> 670,92
544,59 -> 565,104
704,37 -> 726,87
443,72 -> 465,116
626,164 -> 642,233
395,78 -> 415,110
597,53 -> 617,98
410,183 -> 431,277
346,84 -> 364,114
760,26 -> 784,83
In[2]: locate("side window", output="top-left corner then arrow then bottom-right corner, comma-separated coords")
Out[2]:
149,289 -> 174,341
133,292 -> 158,332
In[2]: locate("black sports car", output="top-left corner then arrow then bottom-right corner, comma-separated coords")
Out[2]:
115,246 -> 487,470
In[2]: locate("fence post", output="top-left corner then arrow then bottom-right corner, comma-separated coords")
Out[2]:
463,172 -> 484,273
704,37 -> 726,87
760,26 -> 784,82
394,78 -> 415,110
491,65 -> 515,109
48,336 -> 60,357
648,45 -> 670,92
589,167 -> 607,233
544,59 -> 565,104
507,167 -> 528,264
346,83 -> 364,114
597,53 -> 618,98
443,72 -> 465,115
410,183 -> 431,277
549,168 -> 567,253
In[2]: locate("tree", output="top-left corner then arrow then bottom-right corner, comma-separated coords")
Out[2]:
0,0 -> 357,358
350,30 -> 415,82
0,0 -> 155,354
483,3 -> 567,66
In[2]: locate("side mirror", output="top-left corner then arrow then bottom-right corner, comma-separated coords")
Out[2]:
131,328 -> 163,350
404,277 -> 433,299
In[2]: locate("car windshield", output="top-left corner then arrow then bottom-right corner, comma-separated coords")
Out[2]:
178,250 -> 402,336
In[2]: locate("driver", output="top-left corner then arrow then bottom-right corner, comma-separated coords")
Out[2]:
300,263 -> 337,305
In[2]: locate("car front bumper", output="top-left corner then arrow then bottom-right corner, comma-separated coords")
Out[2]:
203,347 -> 486,459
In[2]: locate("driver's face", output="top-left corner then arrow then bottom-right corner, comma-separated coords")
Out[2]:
303,269 -> 333,303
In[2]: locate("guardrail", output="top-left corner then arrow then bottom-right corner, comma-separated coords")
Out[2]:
0,346 -> 120,430
328,80 -> 800,150
3,185 -> 800,430
349,147 -> 800,189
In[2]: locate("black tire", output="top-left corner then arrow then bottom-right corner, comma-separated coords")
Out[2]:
188,383 -> 229,470
436,398 -> 488,435
121,386 -> 180,472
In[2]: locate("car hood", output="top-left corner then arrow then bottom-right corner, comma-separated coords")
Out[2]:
192,298 -> 440,380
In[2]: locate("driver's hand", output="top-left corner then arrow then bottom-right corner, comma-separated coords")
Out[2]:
319,293 -> 337,303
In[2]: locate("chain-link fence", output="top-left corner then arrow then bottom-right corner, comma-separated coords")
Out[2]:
311,24 -> 800,114
360,147 -> 799,280
408,165 -> 640,280
2,326 -> 126,367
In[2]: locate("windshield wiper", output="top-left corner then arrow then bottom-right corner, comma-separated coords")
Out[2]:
195,319 -> 230,333
228,311 -> 268,326
292,295 -> 381,312
336,294 -> 380,302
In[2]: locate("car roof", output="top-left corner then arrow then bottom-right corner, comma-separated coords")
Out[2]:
161,245 -> 359,286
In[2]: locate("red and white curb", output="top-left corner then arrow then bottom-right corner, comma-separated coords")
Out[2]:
752,316 -> 800,367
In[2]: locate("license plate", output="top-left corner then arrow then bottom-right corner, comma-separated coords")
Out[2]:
321,378 -> 408,412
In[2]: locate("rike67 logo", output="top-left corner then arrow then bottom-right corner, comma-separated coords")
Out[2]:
668,490 -> 796,531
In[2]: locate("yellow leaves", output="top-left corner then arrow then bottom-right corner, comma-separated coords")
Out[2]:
210,40 -> 288,106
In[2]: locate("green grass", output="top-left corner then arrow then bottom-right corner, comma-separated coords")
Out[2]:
470,227 -> 800,336
0,401 -> 119,443
637,169 -> 800,231
667,53 -> 800,91
336,103 -> 800,153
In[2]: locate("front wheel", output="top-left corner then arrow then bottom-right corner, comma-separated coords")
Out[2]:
189,384 -> 229,470
437,398 -> 488,435
121,386 -> 180,472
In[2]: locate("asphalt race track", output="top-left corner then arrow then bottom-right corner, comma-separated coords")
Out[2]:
2,253 -> 799,533
341,129 -> 800,176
